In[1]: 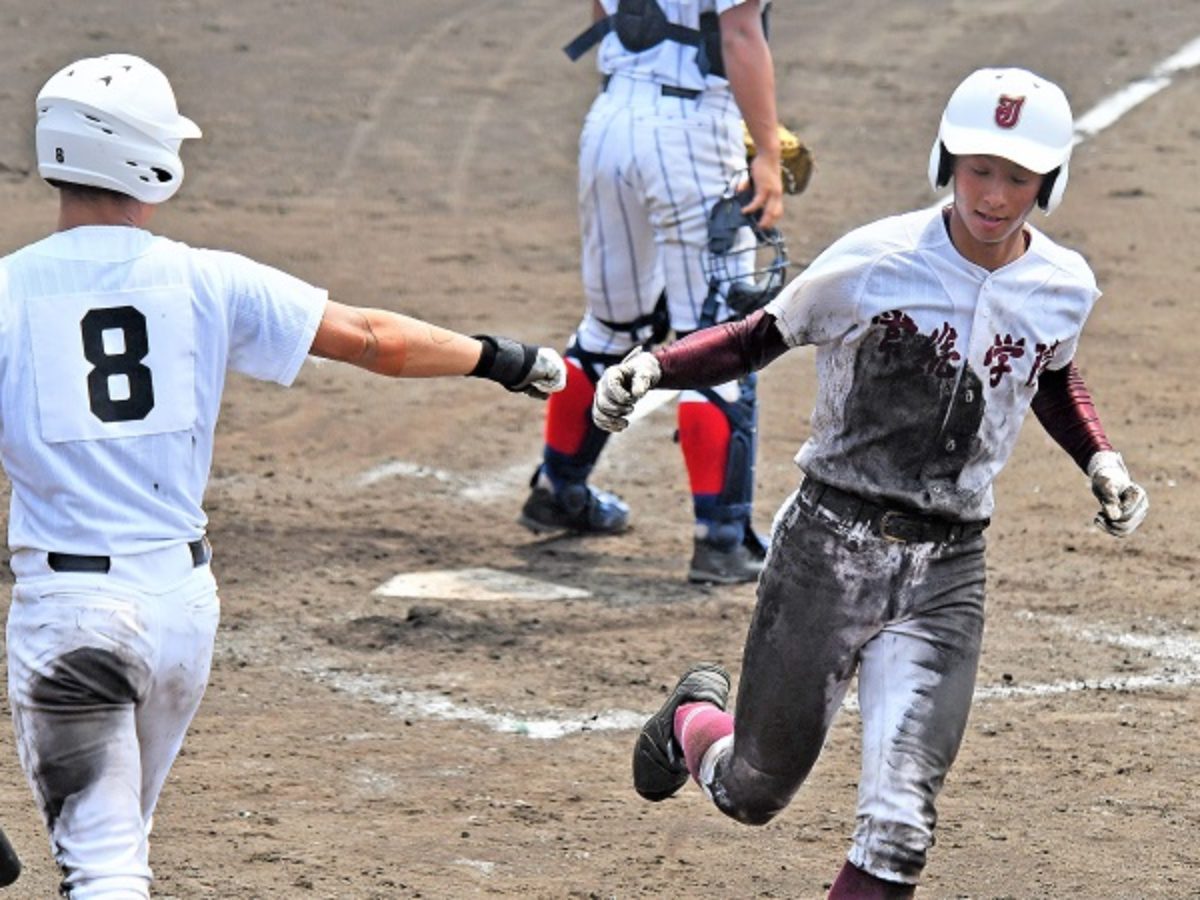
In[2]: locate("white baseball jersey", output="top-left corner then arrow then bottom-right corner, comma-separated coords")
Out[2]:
0,225 -> 326,556
765,207 -> 1100,521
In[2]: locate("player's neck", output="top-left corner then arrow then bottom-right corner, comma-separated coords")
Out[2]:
944,207 -> 1030,272
56,194 -> 154,232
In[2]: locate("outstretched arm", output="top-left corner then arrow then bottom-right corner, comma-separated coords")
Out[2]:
311,301 -> 480,376
310,300 -> 566,396
592,309 -> 788,432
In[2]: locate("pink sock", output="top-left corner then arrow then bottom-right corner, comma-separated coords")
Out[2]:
674,702 -> 734,780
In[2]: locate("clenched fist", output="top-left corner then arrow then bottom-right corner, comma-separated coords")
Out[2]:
1087,450 -> 1149,537
592,348 -> 662,433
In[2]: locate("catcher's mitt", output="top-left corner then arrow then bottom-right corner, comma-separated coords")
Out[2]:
742,121 -> 814,195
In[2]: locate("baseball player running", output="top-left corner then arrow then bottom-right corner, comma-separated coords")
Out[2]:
0,54 -> 565,898
520,0 -> 785,583
593,67 -> 1149,897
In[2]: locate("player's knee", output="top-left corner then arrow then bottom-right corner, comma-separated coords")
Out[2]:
710,768 -> 800,827
716,790 -> 787,826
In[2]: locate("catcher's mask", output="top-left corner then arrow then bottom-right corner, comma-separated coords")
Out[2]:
928,67 -> 1074,215
36,53 -> 201,204
699,182 -> 789,327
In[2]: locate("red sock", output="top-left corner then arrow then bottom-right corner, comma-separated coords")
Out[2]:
677,398 -> 731,495
543,359 -> 593,454
674,702 -> 734,780
827,861 -> 915,899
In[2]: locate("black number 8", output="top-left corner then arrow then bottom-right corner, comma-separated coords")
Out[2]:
81,306 -> 155,421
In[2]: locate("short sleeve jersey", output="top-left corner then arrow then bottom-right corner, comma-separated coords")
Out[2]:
595,0 -> 768,93
764,207 -> 1100,521
0,226 -> 326,555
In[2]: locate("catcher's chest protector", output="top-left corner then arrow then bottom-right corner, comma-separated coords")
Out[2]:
565,0 -> 752,79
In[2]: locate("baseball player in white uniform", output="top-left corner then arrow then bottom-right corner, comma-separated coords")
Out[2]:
1,54 -> 565,898
593,68 -> 1149,897
520,0 -> 785,584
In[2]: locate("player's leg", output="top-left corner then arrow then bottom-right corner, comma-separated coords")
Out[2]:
521,99 -> 657,535
521,340 -> 633,534
633,492 -> 862,813
135,571 -> 219,828
7,583 -> 155,898
845,535 -> 986,891
677,375 -> 766,583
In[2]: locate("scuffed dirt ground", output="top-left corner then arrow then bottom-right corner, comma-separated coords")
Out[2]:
0,2 -> 1197,897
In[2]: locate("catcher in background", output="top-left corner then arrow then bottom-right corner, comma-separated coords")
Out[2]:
520,0 -> 810,584
594,67 -> 1147,897
1,54 -> 564,898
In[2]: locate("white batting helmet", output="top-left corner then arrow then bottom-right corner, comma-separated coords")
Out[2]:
928,67 -> 1075,214
36,54 -> 201,204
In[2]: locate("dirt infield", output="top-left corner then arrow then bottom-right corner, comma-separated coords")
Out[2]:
0,2 -> 1198,898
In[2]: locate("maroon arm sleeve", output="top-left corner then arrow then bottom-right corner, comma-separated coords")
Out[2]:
655,309 -> 790,389
1030,361 -> 1114,472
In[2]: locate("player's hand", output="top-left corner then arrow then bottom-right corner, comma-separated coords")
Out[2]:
1087,450 -> 1149,537
592,347 -> 662,433
741,153 -> 784,230
513,347 -> 568,399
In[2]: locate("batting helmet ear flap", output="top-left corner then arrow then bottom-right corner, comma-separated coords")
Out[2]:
927,140 -> 954,191
1036,161 -> 1068,214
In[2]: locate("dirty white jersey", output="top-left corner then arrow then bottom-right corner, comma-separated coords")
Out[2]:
765,207 -> 1100,521
595,0 -> 770,95
0,226 -> 326,556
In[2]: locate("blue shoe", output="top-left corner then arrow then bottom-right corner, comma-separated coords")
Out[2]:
518,469 -> 629,535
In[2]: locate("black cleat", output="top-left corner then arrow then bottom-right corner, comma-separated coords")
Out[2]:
0,825 -> 20,887
632,663 -> 730,801
688,526 -> 767,584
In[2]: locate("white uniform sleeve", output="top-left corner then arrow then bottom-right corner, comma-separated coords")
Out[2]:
197,250 -> 326,386
1009,230 -> 1103,373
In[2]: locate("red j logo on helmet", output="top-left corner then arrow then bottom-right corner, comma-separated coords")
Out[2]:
994,95 -> 1025,129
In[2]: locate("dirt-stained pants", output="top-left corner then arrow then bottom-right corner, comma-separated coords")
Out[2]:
6,546 -> 219,899
703,488 -> 987,884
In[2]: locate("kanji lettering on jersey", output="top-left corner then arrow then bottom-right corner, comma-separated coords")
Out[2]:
984,333 -> 1027,387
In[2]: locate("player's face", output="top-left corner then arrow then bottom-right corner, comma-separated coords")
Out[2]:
949,154 -> 1043,267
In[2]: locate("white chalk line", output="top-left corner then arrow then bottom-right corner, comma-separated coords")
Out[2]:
297,663 -> 644,740
292,612 -> 1198,739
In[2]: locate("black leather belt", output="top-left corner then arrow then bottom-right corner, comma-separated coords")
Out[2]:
799,478 -> 988,544
47,539 -> 211,574
602,75 -> 701,100
660,84 -> 701,99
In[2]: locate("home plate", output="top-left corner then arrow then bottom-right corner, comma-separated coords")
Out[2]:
373,567 -> 591,602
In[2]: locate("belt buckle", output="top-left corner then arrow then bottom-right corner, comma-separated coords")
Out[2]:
878,510 -> 916,543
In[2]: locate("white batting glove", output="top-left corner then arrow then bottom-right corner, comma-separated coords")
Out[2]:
514,347 -> 568,399
1087,450 -> 1149,538
592,347 -> 662,433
